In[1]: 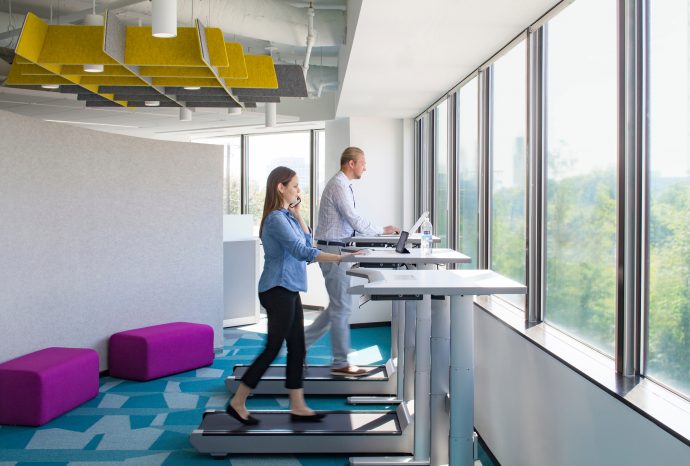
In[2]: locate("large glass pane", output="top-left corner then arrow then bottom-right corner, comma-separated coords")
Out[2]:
434,100 -> 449,247
491,41 -> 527,306
647,0 -> 690,394
246,132 -> 312,234
456,79 -> 479,268
223,136 -> 241,215
544,0 -> 617,354
314,129 -> 326,230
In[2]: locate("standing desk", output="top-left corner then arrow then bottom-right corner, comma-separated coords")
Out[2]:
226,248 -> 469,400
347,269 -> 526,466
341,248 -> 470,405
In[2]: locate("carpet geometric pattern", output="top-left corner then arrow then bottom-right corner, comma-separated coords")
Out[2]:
0,318 -> 495,465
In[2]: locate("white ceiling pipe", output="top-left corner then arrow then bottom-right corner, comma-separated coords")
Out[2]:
206,0 -> 342,47
286,2 -> 347,11
265,102 -> 276,127
152,0 -> 177,38
302,5 -> 316,78
313,81 -> 338,98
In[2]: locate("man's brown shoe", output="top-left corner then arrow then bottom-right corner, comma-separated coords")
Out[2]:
330,365 -> 370,377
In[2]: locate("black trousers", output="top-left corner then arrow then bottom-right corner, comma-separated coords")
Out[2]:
241,286 -> 306,389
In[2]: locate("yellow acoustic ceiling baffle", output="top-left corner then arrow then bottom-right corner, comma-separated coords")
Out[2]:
6,11 -> 293,110
223,55 -> 278,89
137,66 -> 215,77
217,43 -> 248,80
7,12 -> 134,106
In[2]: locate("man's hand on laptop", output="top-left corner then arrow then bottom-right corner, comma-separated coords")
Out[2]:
383,225 -> 400,235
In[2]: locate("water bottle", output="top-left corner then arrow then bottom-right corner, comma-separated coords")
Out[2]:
420,218 -> 433,254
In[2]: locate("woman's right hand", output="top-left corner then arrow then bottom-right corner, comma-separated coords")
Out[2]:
339,250 -> 368,262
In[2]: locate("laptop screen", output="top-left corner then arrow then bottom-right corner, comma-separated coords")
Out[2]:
376,211 -> 429,237
407,211 -> 429,234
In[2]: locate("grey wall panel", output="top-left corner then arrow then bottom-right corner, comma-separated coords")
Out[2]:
0,109 -> 224,369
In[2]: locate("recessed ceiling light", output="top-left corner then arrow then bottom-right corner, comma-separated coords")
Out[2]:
144,100 -> 160,107
41,84 -> 60,89
183,86 -> 201,90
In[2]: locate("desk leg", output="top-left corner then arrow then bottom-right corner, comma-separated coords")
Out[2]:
391,300 -> 399,360
449,295 -> 475,466
404,299 -> 417,402
414,294 -> 432,462
430,297 -> 450,466
349,298 -> 431,466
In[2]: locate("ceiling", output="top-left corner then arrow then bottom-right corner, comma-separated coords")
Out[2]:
0,0 -> 561,141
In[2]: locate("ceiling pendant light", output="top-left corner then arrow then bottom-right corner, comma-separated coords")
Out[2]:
41,84 -> 60,89
152,0 -> 178,38
265,102 -> 276,127
179,107 -> 192,121
83,1 -> 104,72
183,86 -> 200,90
144,100 -> 160,107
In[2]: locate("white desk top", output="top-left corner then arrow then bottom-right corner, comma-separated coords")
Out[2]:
347,269 -> 527,296
340,247 -> 470,265
347,233 -> 441,245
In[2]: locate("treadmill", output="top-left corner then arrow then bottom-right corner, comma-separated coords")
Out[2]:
226,248 -> 470,401
192,268 -> 436,462
189,404 -> 412,458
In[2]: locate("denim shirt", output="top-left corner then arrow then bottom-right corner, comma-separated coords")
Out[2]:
258,209 -> 321,293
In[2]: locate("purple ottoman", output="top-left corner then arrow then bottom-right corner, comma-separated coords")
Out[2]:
0,347 -> 99,426
108,322 -> 214,381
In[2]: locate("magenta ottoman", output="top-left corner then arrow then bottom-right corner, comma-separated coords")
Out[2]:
108,322 -> 214,381
0,347 -> 99,426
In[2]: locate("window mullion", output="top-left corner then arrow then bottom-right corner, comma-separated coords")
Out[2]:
527,27 -> 546,324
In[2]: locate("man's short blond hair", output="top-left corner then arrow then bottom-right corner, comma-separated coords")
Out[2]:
340,146 -> 364,167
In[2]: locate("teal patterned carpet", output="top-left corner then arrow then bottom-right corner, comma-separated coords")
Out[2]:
0,318 -> 495,465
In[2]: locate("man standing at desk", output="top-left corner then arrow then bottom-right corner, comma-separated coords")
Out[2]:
306,146 -> 399,376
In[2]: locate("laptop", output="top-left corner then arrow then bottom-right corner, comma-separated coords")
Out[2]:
378,211 -> 430,237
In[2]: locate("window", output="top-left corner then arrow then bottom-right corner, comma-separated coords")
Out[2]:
544,0 -> 617,354
490,41 -> 527,306
223,136 -> 241,215
434,100 -> 449,247
456,78 -> 479,268
245,132 -> 312,234
647,0 -> 690,393
416,115 -> 431,215
313,129 -> 326,229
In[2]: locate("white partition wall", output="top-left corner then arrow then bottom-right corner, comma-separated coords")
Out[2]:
0,110 -> 224,369
319,116 -> 408,324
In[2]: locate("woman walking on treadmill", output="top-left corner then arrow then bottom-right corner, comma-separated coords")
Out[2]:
227,166 -> 362,425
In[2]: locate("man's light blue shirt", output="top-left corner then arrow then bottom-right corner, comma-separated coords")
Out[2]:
258,209 -> 321,293
315,171 -> 382,241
